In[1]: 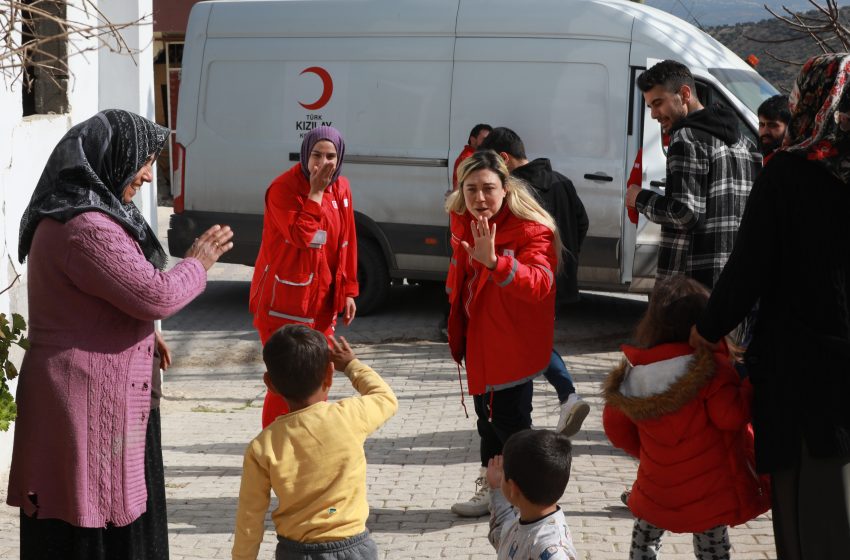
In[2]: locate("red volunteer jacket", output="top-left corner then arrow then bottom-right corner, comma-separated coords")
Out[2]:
446,208 -> 556,395
602,343 -> 770,533
249,164 -> 358,334
452,145 -> 475,191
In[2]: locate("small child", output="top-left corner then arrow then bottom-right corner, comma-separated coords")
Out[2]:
486,429 -> 578,560
232,325 -> 398,560
602,275 -> 770,560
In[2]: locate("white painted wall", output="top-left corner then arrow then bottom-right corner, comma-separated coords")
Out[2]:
0,0 -> 157,470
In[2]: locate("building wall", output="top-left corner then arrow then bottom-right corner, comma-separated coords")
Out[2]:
0,0 -> 157,469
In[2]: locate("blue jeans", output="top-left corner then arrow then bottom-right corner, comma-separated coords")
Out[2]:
544,349 -> 575,403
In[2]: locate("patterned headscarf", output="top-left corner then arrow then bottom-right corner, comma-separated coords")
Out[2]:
299,125 -> 346,184
18,110 -> 170,269
785,53 -> 850,184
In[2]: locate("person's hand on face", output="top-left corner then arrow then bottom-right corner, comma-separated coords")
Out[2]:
122,155 -> 155,203
184,224 -> 234,270
461,216 -> 498,270
308,140 -> 338,196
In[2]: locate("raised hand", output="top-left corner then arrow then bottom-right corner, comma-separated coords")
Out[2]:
329,335 -> 356,371
486,455 -> 504,489
460,216 -> 498,270
184,224 -> 234,271
309,159 -> 336,195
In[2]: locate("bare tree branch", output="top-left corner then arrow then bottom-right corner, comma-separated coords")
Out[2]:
0,0 -> 149,90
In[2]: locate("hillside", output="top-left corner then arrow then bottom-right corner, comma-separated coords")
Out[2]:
707,6 -> 850,91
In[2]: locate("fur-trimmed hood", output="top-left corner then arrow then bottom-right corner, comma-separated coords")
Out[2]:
603,342 -> 717,426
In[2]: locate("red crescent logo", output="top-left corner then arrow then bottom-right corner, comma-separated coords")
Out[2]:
299,66 -> 333,110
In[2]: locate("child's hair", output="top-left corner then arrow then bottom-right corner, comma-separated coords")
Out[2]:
502,429 -> 572,506
634,275 -> 709,347
262,324 -> 329,401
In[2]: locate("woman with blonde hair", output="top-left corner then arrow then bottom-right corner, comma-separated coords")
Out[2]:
446,149 -> 560,517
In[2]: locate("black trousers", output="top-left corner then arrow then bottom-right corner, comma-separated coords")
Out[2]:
473,380 -> 533,467
770,439 -> 850,560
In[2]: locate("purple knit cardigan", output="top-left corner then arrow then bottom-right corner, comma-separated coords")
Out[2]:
6,212 -> 206,527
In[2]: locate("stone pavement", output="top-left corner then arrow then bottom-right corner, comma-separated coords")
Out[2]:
0,209 -> 777,559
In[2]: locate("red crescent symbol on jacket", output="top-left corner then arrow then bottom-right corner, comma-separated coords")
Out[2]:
299,67 -> 333,110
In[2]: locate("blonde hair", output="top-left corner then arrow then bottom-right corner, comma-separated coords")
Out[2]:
445,150 -> 563,264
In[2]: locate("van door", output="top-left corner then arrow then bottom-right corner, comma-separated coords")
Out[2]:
450,37 -> 630,288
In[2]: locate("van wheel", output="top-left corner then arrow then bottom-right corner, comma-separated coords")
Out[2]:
355,238 -> 390,316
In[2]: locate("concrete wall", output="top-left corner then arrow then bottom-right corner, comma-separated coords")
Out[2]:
0,0 -> 157,470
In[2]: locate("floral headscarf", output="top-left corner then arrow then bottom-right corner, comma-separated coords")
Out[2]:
18,109 -> 170,269
785,53 -> 850,184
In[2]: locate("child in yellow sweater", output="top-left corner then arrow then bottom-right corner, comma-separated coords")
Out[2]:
232,325 -> 398,560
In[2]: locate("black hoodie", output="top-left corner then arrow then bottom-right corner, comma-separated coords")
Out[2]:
670,103 -> 742,146
512,158 -> 589,304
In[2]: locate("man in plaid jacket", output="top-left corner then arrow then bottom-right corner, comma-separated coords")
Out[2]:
626,60 -> 762,289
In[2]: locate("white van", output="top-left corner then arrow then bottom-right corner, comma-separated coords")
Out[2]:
170,0 -> 777,313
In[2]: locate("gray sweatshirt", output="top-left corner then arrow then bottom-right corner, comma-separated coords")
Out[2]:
488,489 -> 577,560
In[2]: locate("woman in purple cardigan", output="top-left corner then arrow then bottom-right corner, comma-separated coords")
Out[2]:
7,110 -> 233,559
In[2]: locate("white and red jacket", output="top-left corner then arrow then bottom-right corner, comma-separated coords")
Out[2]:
249,164 -> 358,338
446,208 -> 557,395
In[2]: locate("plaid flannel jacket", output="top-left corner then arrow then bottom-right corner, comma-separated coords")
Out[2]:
636,126 -> 761,288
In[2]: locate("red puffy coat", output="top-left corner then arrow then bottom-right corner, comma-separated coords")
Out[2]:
249,164 -> 358,339
602,342 -> 770,532
446,208 -> 556,395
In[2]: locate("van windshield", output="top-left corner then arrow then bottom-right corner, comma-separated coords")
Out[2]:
707,67 -> 779,115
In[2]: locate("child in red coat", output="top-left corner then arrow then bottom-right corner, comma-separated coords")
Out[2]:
602,276 -> 770,559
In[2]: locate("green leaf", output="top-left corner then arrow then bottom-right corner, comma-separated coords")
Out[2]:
17,337 -> 30,351
5,361 -> 17,380
11,313 -> 26,333
0,389 -> 17,432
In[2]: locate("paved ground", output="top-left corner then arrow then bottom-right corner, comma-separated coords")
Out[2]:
0,209 -> 777,559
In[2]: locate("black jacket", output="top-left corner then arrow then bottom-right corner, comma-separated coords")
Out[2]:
513,158 -> 589,303
696,151 -> 850,472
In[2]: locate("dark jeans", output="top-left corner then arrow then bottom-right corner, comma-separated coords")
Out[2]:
542,349 -> 575,403
473,380 -> 533,466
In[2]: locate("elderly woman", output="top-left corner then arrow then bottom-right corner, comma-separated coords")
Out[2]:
691,54 -> 850,559
249,126 -> 359,427
7,109 -> 233,559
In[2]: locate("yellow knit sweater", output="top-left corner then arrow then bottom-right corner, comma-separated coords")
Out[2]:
232,359 -> 398,559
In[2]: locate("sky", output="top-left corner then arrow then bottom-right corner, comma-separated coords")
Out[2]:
644,0 -> 848,27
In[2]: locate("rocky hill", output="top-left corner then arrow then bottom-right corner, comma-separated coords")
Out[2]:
707,6 -> 850,91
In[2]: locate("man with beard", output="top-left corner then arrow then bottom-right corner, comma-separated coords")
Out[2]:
757,94 -> 790,164
626,59 -> 761,290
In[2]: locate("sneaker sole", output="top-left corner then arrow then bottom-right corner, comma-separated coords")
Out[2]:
559,401 -> 590,438
450,504 -> 490,517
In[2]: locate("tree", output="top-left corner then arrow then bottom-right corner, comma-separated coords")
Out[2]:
752,1 -> 850,66
1,0 -> 145,93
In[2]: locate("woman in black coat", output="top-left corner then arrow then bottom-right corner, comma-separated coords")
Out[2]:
691,54 -> 850,560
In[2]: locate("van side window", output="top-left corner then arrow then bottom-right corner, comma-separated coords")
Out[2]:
696,80 -> 757,146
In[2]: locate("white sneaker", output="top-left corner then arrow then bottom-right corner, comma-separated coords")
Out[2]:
451,468 -> 491,517
557,393 -> 590,438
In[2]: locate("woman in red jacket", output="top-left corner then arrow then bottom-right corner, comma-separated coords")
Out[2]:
603,276 -> 770,559
445,150 -> 560,517
249,126 -> 358,427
